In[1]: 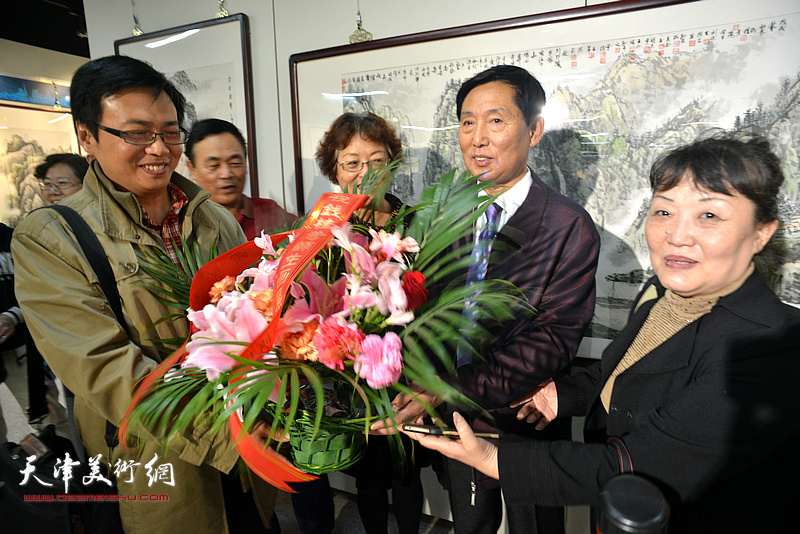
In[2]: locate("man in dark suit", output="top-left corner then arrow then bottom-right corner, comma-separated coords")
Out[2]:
382,65 -> 600,534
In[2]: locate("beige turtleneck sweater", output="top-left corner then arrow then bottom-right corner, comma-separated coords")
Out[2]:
600,263 -> 755,412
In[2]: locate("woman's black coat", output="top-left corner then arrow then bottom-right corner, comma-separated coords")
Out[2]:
498,271 -> 800,532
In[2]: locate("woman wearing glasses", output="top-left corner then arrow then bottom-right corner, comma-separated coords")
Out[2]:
22,154 -> 89,449
34,153 -> 89,205
305,113 -> 423,534
316,112 -> 404,229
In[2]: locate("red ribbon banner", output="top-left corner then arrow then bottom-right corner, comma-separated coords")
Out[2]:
121,193 -> 368,492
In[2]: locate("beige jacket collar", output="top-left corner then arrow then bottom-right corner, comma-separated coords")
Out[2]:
79,161 -> 213,244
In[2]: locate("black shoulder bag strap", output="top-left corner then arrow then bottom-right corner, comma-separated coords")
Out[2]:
607,436 -> 633,473
48,204 -> 123,450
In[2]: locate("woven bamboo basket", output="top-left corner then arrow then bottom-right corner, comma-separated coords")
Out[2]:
288,411 -> 367,474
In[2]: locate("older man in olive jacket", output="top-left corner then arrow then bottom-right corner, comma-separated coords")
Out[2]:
12,56 -> 275,534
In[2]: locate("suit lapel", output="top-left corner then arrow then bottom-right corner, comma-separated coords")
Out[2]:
602,283 -> 700,382
485,174 -> 549,285
601,297 -> 653,382
495,173 -> 548,252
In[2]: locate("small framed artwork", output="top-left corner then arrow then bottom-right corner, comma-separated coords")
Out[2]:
0,72 -> 71,110
115,13 -> 259,196
0,104 -> 79,225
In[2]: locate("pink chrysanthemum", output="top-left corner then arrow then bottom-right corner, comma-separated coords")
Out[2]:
354,332 -> 403,388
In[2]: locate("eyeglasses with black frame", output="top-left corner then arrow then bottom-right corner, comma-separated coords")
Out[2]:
96,124 -> 189,145
337,157 -> 389,173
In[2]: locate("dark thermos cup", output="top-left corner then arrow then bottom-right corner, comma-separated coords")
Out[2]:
596,474 -> 669,534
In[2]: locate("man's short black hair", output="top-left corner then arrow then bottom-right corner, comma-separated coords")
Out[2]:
185,119 -> 246,163
456,65 -> 546,126
70,55 -> 186,139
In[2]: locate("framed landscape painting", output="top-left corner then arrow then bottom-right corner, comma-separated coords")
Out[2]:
290,0 -> 800,356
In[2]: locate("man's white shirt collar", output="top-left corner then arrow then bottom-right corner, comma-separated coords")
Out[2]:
478,168 -> 532,229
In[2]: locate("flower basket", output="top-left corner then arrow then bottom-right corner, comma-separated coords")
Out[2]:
288,411 -> 367,474
123,168 -> 532,490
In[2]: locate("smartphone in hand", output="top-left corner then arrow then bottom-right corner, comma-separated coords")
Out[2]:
401,423 -> 500,439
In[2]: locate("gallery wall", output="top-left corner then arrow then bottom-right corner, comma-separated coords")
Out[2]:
0,39 -> 87,83
80,0 -> 596,213
0,40 -> 88,225
75,0 -> 799,221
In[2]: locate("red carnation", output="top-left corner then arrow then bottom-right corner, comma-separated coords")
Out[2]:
402,270 -> 428,310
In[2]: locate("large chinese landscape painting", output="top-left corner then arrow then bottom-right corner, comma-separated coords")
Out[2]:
340,13 -> 800,343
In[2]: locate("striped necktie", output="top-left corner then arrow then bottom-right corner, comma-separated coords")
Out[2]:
456,202 -> 502,367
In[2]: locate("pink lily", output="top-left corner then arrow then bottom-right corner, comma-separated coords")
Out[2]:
368,229 -> 420,264
184,293 -> 270,380
254,231 -> 279,258
374,262 -> 414,326
331,224 -> 377,280
281,270 -> 348,334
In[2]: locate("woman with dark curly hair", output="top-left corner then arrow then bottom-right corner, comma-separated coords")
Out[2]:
315,112 -> 404,229
34,153 -> 89,205
307,113 -> 425,534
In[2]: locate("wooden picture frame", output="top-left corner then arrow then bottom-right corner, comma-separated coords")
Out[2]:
289,0 -> 800,357
0,104 -> 79,225
289,0 -> 703,213
115,13 -> 259,196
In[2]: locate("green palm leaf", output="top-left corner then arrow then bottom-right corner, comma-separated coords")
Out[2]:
128,162 -> 535,470
137,237 -> 219,312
